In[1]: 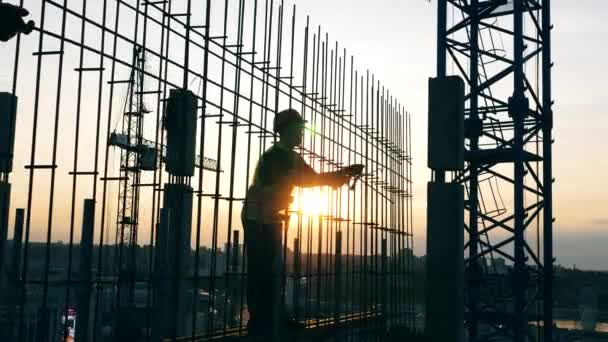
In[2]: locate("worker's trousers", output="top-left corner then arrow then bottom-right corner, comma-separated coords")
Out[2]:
241,215 -> 284,341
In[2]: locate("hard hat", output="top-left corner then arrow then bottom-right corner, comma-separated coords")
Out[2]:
273,108 -> 307,133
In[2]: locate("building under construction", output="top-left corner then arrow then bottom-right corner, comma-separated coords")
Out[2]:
0,0 -> 561,341
0,0 -> 415,341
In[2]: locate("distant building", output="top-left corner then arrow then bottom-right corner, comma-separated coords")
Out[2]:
485,257 -> 508,275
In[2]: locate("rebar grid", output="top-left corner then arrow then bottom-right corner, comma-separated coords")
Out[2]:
0,0 -> 414,341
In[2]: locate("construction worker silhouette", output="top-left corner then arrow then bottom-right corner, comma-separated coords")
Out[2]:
0,3 -> 34,42
241,108 -> 364,340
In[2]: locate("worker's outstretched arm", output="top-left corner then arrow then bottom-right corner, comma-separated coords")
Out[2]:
292,159 -> 364,188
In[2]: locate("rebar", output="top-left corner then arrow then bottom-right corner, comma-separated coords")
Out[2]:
0,1 -> 415,341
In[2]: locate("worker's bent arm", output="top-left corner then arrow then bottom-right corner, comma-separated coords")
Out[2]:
291,154 -> 362,188
292,168 -> 349,188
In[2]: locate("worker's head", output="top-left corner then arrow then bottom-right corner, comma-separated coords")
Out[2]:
274,108 -> 307,148
0,4 -> 35,42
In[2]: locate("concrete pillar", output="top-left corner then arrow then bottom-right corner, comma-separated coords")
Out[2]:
152,208 -> 170,342
426,76 -> 465,342
161,87 -> 197,338
164,89 -> 197,177
231,230 -> 240,270
427,77 -> 465,171
76,199 -> 95,342
0,182 -> 11,286
334,231 -> 343,322
5,208 -> 24,340
162,184 -> 193,337
0,92 -> 18,286
10,209 -> 24,283
381,237 -> 388,317
293,237 -> 300,316
0,92 -> 18,173
425,182 -> 464,342
225,230 -> 240,327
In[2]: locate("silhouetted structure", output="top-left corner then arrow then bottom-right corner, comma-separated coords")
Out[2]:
430,1 -> 555,341
0,0 -> 414,341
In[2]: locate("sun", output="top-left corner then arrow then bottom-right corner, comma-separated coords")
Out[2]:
291,188 -> 327,217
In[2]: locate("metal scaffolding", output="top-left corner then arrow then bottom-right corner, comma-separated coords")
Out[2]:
435,0 -> 554,341
0,0 -> 414,341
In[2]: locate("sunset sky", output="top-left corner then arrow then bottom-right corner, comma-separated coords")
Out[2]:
1,0 -> 606,270
294,0 -> 608,269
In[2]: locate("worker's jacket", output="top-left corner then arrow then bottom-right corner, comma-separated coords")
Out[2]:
243,144 -> 319,224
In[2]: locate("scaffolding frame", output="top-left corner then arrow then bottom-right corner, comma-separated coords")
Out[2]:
436,0 -> 554,341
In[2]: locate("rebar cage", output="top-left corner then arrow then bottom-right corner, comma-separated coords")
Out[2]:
0,0 -> 414,341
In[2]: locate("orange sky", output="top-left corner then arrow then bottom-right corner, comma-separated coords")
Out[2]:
1,0 -> 606,270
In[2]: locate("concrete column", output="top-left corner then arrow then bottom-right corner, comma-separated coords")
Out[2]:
231,230 -> 240,270
427,76 -> 465,342
152,208 -> 170,342
334,231 -> 343,322
381,237 -> 388,318
5,208 -> 24,340
425,182 -> 464,342
10,209 -> 24,283
0,93 -> 18,173
163,184 -> 193,337
293,237 -> 300,316
0,92 -> 18,291
0,182 -> 11,286
76,199 -> 95,342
